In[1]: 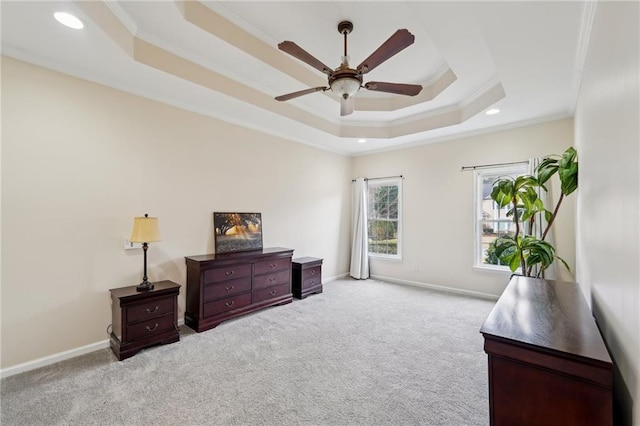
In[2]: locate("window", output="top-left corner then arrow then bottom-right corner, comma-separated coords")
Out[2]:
367,178 -> 402,259
474,165 -> 527,270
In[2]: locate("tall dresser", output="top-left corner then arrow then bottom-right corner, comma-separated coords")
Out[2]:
185,247 -> 293,332
480,276 -> 612,425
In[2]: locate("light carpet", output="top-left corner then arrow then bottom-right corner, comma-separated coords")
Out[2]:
1,278 -> 496,425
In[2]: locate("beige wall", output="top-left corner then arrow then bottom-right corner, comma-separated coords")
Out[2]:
351,118 -> 576,297
1,57 -> 352,369
575,2 -> 640,424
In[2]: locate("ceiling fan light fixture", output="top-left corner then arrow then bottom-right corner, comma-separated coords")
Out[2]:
330,76 -> 361,99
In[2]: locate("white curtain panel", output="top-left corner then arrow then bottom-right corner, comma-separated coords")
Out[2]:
350,178 -> 369,279
529,158 -> 557,279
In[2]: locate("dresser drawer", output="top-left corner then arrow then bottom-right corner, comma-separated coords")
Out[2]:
253,283 -> 290,303
126,296 -> 175,324
127,314 -> 175,341
203,292 -> 252,317
303,276 -> 322,289
253,269 -> 289,290
204,263 -> 251,284
204,276 -> 251,301
254,257 -> 290,275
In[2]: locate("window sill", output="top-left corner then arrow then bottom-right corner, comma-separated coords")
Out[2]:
473,265 -> 519,275
369,254 -> 402,262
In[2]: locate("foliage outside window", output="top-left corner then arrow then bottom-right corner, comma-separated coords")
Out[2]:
474,165 -> 528,270
367,178 -> 402,259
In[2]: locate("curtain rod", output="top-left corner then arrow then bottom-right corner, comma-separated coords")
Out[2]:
351,175 -> 403,182
460,160 -> 528,172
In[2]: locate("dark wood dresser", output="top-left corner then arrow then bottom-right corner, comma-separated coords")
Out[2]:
292,257 -> 323,299
185,247 -> 293,332
109,280 -> 180,360
480,276 -> 612,426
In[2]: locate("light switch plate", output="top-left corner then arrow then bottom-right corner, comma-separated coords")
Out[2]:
124,239 -> 143,250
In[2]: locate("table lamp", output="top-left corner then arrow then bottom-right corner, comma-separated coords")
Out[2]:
130,213 -> 160,291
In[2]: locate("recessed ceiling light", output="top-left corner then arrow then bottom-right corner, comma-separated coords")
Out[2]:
54,12 -> 84,30
357,139 -> 367,144
485,108 -> 500,115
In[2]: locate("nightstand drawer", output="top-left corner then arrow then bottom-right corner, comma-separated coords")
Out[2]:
254,257 -> 290,275
127,314 -> 175,341
253,269 -> 289,290
302,266 -> 321,280
253,283 -> 290,303
127,297 -> 174,324
204,264 -> 251,284
204,292 -> 252,317
303,276 -> 321,289
204,277 -> 251,301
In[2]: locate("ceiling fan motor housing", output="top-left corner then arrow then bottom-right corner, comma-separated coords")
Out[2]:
338,21 -> 353,35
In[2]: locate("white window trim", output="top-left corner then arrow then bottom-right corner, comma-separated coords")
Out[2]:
473,165 -> 527,272
368,177 -> 402,260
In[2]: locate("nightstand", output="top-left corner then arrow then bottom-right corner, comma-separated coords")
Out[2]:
292,257 -> 323,299
109,280 -> 180,360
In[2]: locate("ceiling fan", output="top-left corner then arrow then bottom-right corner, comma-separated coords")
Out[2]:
275,21 -> 423,116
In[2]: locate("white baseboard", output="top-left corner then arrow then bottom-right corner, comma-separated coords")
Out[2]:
0,340 -> 110,379
323,272 -> 349,283
370,274 -> 500,301
0,318 -> 186,379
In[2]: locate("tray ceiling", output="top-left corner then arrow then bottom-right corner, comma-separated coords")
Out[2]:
1,1 -> 593,155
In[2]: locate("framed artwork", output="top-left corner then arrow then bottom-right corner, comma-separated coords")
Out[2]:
214,212 -> 263,253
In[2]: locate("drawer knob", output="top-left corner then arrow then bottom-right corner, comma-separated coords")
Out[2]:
269,289 -> 277,296
225,285 -> 234,292
146,323 -> 159,332
146,306 -> 159,314
269,277 -> 276,282
269,263 -> 276,269
225,270 -> 235,276
310,269 -> 316,275
225,300 -> 235,308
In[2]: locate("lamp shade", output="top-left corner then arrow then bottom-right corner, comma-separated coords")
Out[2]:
130,215 -> 160,243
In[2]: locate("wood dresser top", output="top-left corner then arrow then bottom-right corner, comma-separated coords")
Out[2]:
480,276 -> 611,364
185,247 -> 293,263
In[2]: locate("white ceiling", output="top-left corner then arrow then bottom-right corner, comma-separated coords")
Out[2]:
1,1 -> 593,155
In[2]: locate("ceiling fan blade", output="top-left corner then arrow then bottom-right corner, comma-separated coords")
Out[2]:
275,86 -> 328,102
278,41 -> 334,76
340,97 -> 354,116
364,81 -> 422,96
357,29 -> 415,75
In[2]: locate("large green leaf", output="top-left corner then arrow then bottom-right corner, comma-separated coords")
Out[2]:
559,161 -> 578,195
536,157 -> 558,185
509,253 -> 521,272
491,177 -> 515,207
548,147 -> 578,195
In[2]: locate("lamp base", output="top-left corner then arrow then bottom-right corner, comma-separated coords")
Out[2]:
136,281 -> 154,292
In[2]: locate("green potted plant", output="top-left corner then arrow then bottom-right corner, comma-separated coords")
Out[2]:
490,147 -> 578,277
